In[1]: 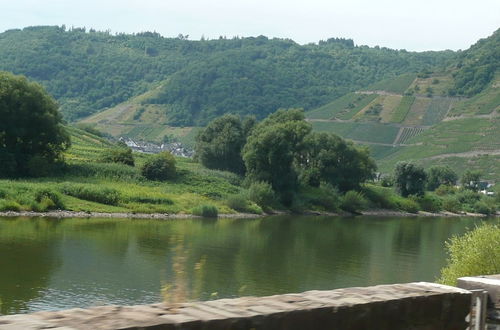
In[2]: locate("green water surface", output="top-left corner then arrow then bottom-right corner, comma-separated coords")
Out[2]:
0,215 -> 494,314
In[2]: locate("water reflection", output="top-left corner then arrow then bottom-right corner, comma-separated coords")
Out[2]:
0,215 -> 495,314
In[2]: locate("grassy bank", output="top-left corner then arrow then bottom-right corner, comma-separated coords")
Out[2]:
0,126 -> 498,217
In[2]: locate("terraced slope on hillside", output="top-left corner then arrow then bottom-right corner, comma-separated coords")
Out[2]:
306,70 -> 500,180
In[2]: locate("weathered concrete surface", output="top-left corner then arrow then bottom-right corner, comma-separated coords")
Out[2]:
458,275 -> 500,308
0,282 -> 471,330
458,275 -> 500,329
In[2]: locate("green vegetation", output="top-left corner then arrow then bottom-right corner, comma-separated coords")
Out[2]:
101,148 -> 135,166
421,98 -> 453,125
311,121 -> 400,144
0,72 -> 70,177
191,204 -> 219,218
240,109 -> 376,205
141,152 -> 177,181
426,166 -> 458,191
449,29 -> 499,97
361,73 -> 417,94
439,224 -> 500,286
390,96 -> 415,123
394,162 -> 427,197
306,93 -> 377,120
195,115 -> 254,174
0,26 -> 454,125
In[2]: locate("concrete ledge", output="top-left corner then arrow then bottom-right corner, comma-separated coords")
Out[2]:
0,282 -> 471,330
458,275 -> 500,308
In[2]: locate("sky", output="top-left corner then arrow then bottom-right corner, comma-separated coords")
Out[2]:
1,0 -> 499,51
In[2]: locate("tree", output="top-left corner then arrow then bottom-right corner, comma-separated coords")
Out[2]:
0,72 -> 70,176
461,170 -> 481,191
393,162 -> 427,197
141,152 -> 176,181
298,132 -> 376,192
426,166 -> 458,191
194,114 -> 250,174
242,109 -> 311,197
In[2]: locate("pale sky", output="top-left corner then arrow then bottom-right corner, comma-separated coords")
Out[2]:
1,0 -> 499,51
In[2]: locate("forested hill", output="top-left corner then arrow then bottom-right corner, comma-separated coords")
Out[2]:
0,25 -> 455,125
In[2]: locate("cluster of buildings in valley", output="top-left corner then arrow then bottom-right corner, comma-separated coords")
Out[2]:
119,137 -> 194,158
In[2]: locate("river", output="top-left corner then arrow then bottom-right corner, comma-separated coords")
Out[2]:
0,215 -> 496,315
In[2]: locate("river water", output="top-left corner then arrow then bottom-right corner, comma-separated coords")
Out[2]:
0,215 -> 495,315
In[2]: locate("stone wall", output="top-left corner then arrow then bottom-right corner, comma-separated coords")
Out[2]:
0,282 -> 471,330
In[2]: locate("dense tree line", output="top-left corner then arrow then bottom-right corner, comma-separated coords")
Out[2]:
0,26 -> 455,124
196,109 -> 377,204
449,28 -> 499,96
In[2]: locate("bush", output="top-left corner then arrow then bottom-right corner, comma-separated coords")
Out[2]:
473,201 -> 496,215
340,191 -> 367,213
416,194 -> 442,213
128,196 -> 174,205
435,184 -> 457,196
397,198 -> 420,213
380,175 -> 394,187
455,189 -> 481,204
192,204 -> 218,217
304,184 -> 341,212
226,194 -> 263,214
247,181 -> 276,211
439,224 -> 500,285
362,185 -> 397,209
34,188 -> 65,210
442,197 -> 461,213
102,148 -> 135,166
141,152 -> 177,181
60,183 -> 121,205
0,199 -> 21,211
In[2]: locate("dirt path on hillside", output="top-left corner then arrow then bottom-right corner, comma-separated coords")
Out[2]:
425,149 -> 500,160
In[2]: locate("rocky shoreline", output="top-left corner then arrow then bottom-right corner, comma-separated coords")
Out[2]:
0,209 -> 496,219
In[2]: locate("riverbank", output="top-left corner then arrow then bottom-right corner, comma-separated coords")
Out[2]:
0,208 -> 496,219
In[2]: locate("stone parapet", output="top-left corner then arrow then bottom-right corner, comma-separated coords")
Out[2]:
0,282 -> 471,330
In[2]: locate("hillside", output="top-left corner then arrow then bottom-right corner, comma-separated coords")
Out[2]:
0,125 -> 246,214
306,69 -> 499,180
0,26 -> 454,124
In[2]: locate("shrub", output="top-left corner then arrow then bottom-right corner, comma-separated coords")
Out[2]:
34,188 -> 65,210
102,148 -> 135,166
455,190 -> 481,205
226,194 -> 262,214
128,196 -> 174,205
0,199 -> 21,211
192,204 -> 218,217
439,224 -> 500,285
141,152 -> 177,181
362,185 -> 397,209
435,184 -> 457,196
247,181 -> 276,211
442,197 -> 461,213
416,194 -> 442,213
473,201 -> 496,215
304,184 -> 341,212
60,183 -> 121,205
340,191 -> 367,213
380,175 -> 394,187
397,198 -> 420,213
226,194 -> 248,211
